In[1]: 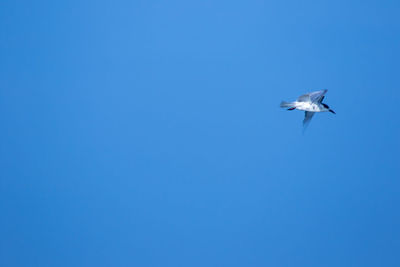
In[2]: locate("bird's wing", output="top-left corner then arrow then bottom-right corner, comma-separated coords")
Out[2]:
297,93 -> 311,102
297,89 -> 327,103
303,111 -> 315,129
309,89 -> 327,103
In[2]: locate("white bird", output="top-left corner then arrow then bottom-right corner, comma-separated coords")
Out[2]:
280,89 -> 336,128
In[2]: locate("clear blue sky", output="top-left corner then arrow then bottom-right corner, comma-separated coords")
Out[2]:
1,1 -> 399,266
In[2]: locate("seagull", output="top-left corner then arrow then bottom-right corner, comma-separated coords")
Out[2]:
280,89 -> 335,128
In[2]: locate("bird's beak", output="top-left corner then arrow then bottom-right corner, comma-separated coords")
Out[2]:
329,109 -> 336,114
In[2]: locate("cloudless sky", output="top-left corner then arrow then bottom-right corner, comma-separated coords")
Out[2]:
1,0 -> 400,266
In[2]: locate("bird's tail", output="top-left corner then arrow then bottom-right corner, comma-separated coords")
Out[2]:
280,101 -> 295,109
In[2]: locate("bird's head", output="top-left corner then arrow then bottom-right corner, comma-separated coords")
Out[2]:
322,103 -> 336,114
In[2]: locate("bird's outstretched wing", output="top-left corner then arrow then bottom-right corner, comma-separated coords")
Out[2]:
297,93 -> 311,102
297,89 -> 327,103
309,89 -> 327,103
303,111 -> 315,129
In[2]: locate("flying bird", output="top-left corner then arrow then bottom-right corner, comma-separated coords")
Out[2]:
280,89 -> 335,129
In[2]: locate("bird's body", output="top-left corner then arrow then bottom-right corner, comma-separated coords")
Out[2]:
291,101 -> 330,112
280,89 -> 335,129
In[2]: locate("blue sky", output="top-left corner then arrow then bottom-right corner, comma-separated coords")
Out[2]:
1,0 -> 399,266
